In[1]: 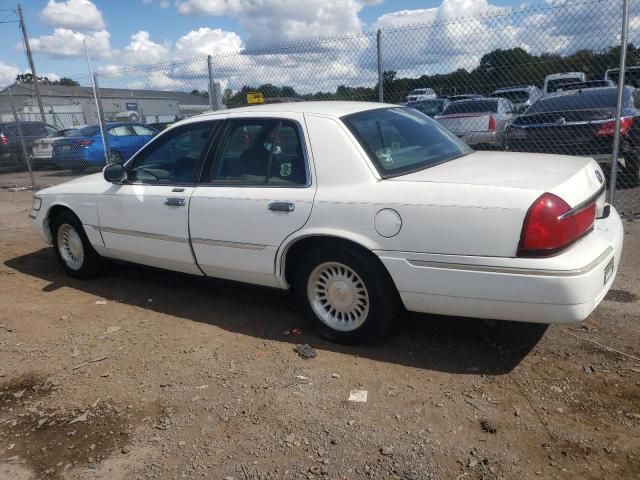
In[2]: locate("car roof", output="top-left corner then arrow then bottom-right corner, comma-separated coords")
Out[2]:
491,86 -> 537,93
542,86 -> 632,99
188,101 -> 396,121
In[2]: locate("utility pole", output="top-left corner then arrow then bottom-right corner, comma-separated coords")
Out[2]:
17,3 -> 46,123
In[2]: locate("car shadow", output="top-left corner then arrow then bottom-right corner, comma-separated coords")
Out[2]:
5,248 -> 548,375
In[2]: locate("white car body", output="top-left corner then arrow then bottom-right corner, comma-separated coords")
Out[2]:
30,101 -> 622,330
406,88 -> 437,102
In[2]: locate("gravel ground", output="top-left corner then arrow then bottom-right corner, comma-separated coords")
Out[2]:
0,185 -> 639,480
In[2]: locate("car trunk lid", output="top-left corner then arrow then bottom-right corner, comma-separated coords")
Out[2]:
435,112 -> 494,134
390,151 -> 605,209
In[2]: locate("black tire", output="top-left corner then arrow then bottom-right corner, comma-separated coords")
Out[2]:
624,155 -> 640,187
51,210 -> 106,279
294,245 -> 399,344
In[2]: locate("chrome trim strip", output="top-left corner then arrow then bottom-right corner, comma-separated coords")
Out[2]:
406,246 -> 613,277
559,183 -> 606,219
28,212 -> 37,219
100,226 -> 188,244
191,238 -> 267,251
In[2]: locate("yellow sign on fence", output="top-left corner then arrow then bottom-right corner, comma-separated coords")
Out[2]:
246,92 -> 264,104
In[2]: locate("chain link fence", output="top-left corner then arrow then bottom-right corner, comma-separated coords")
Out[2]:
1,0 -> 639,214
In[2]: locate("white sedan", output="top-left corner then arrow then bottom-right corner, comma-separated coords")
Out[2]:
29,102 -> 623,344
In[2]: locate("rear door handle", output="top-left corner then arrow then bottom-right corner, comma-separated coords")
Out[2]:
165,197 -> 186,207
268,202 -> 295,212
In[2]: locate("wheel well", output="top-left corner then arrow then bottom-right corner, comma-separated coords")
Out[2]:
47,205 -> 75,224
283,235 -> 396,290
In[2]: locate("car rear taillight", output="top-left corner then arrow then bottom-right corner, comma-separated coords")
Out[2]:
595,116 -> 633,137
74,139 -> 93,147
488,114 -> 496,132
0,134 -> 8,145
517,192 -> 596,257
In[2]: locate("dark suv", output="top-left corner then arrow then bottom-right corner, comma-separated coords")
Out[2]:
506,86 -> 640,184
0,121 -> 57,170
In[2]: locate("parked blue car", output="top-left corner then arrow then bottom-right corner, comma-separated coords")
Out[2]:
52,122 -> 157,171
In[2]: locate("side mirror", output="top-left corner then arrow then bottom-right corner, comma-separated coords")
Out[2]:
103,163 -> 126,183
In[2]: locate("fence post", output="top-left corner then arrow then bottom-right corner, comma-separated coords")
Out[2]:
608,0 -> 630,204
207,55 -> 215,111
377,29 -> 383,103
7,88 -> 36,189
92,73 -> 111,164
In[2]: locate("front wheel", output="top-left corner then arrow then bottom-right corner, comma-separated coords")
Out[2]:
294,246 -> 399,344
51,211 -> 105,279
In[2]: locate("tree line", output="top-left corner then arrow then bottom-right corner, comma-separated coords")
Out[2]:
224,44 -> 640,107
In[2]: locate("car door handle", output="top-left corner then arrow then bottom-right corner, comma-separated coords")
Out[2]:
165,197 -> 186,207
268,202 -> 295,212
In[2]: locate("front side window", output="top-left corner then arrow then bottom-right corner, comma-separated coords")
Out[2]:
343,107 -> 472,178
128,123 -> 217,184
210,119 -> 307,185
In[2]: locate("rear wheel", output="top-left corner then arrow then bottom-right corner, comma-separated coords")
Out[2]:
51,211 -> 105,279
295,246 -> 398,344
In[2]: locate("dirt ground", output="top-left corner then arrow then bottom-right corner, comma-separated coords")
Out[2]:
0,185 -> 639,480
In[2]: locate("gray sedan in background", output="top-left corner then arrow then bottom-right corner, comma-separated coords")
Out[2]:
434,98 -> 517,150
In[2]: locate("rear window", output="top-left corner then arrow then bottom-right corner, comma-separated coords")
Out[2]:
343,107 -> 472,178
442,100 -> 499,115
409,100 -> 447,115
526,88 -> 628,114
76,126 -> 100,136
546,78 -> 583,93
490,91 -> 530,103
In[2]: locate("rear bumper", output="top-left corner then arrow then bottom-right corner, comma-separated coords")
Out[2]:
376,207 -> 623,324
457,131 -> 502,147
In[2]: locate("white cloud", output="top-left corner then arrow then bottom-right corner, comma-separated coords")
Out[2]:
175,28 -> 243,56
177,0 -> 367,48
40,0 -> 105,30
0,61 -> 21,88
28,28 -> 113,59
123,31 -> 171,65
43,72 -> 61,82
160,0 -> 170,7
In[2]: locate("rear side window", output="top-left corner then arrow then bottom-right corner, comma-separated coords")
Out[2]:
76,126 -> 100,136
209,119 -> 307,186
442,100 -> 499,115
343,107 -> 472,177
131,125 -> 156,136
109,125 -> 132,136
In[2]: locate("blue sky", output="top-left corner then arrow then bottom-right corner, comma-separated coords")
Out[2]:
0,0 -> 634,91
2,0 -> 521,84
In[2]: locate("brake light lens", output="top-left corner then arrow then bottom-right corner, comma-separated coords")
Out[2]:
0,134 -> 8,145
518,192 -> 596,257
595,116 -> 633,137
487,114 -> 496,132
74,139 -> 93,147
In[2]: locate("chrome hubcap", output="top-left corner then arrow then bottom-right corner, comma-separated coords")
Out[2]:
307,262 -> 369,332
57,223 -> 84,270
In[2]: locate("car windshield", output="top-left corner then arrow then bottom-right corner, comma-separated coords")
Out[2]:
343,107 -> 472,177
75,125 -> 100,136
409,100 -> 446,115
490,91 -> 530,103
411,89 -> 427,94
526,88 -> 626,114
442,100 -> 499,115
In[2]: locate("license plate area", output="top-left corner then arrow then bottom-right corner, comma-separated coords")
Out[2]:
604,257 -> 614,285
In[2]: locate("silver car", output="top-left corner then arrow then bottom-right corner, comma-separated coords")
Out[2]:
489,85 -> 542,113
435,98 -> 517,150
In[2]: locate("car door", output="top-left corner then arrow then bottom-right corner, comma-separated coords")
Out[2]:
98,121 -> 221,274
189,115 -> 316,287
